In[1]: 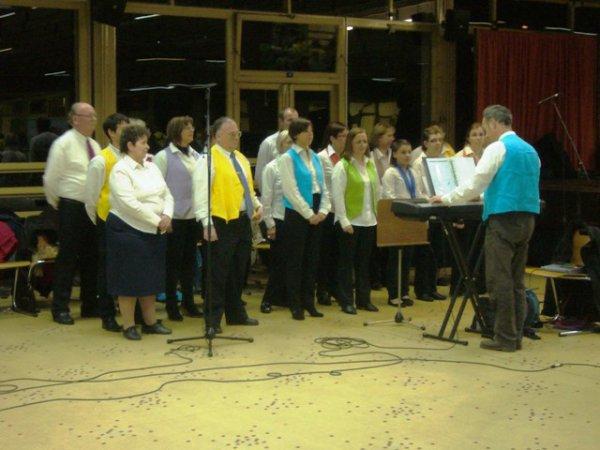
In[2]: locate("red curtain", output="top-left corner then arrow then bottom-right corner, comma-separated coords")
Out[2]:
476,29 -> 597,171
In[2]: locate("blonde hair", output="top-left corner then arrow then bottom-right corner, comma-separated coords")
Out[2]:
369,122 -> 395,149
276,130 -> 292,153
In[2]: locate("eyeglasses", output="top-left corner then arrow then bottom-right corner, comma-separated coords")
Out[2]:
74,113 -> 97,120
226,131 -> 242,138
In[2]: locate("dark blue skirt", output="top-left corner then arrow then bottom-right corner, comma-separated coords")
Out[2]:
106,213 -> 166,297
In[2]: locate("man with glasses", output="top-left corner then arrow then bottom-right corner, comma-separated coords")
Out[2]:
193,117 -> 261,333
44,102 -> 100,325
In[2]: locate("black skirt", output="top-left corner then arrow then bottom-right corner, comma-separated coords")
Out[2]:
106,213 -> 166,297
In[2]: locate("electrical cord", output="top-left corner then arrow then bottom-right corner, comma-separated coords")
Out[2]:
0,336 -> 598,413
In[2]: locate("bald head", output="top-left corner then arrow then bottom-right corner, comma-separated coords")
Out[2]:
278,107 -> 299,131
69,102 -> 97,137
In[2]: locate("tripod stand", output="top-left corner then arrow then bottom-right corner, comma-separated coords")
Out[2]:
167,83 -> 253,356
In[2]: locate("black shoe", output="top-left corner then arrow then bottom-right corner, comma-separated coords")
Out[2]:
341,304 -> 357,315
316,291 -> 332,306
166,306 -> 183,321
80,308 -> 100,318
291,309 -> 305,320
357,303 -> 379,312
416,294 -> 434,302
141,320 -> 172,335
305,306 -> 324,317
260,303 -> 272,314
431,292 -> 447,300
387,298 -> 400,307
401,296 -> 414,307
182,303 -> 203,318
53,312 -> 74,325
123,326 -> 141,340
102,316 -> 122,332
226,317 -> 259,326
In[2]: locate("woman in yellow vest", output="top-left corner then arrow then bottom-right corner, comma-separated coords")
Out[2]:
332,127 -> 381,314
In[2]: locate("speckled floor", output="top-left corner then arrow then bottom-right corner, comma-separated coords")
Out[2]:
1,275 -> 599,450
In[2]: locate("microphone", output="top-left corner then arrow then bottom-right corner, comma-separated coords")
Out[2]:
538,93 -> 559,105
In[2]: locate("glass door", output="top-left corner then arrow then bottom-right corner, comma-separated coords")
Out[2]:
291,84 -> 337,151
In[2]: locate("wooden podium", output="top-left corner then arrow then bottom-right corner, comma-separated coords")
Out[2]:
365,200 -> 429,326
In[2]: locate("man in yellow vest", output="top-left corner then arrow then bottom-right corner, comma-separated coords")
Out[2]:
85,113 -> 130,332
193,117 -> 261,333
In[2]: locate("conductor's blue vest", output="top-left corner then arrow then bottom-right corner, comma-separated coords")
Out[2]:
483,132 -> 540,221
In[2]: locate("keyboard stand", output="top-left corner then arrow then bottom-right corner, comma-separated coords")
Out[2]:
423,219 -> 487,345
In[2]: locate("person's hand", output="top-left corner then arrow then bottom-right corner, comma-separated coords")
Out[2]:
308,214 -> 320,225
316,212 -> 326,224
158,214 -> 171,233
203,226 -> 218,242
342,225 -> 354,234
267,226 -> 276,240
429,195 -> 443,204
252,206 -> 263,222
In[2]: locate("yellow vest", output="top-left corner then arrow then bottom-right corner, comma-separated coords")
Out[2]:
96,147 -> 119,221
211,146 -> 254,222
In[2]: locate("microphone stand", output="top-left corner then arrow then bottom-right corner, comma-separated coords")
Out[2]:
545,95 -> 590,180
167,84 -> 253,357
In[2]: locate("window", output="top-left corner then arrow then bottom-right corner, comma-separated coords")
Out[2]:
241,21 -> 337,72
347,28 -> 430,145
117,14 -> 226,153
0,7 -> 76,161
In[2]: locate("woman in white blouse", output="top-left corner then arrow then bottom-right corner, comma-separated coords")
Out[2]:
279,118 -> 331,320
260,130 -> 292,314
106,124 -> 174,340
332,127 -> 380,314
455,122 -> 485,164
382,139 -> 435,306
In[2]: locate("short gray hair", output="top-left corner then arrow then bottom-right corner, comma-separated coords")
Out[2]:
482,105 -> 512,126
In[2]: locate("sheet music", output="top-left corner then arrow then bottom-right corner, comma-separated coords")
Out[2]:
451,158 -> 476,186
425,159 -> 456,196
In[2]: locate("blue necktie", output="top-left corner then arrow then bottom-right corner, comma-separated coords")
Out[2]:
230,151 -> 253,219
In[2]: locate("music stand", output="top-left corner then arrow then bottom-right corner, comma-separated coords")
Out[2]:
167,83 -> 253,356
363,199 -> 428,331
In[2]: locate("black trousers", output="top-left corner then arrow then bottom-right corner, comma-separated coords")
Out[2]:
412,244 -> 438,297
96,217 -> 115,319
262,218 -> 287,307
283,196 -> 322,311
204,215 -> 251,326
316,212 -> 338,298
166,218 -> 201,309
336,224 -> 376,307
386,246 -> 414,300
52,198 -> 98,314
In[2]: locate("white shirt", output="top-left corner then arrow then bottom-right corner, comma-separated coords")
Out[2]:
43,128 -> 100,208
372,147 -> 392,180
318,145 -> 340,214
85,143 -> 121,224
254,131 -> 279,191
381,166 -> 427,200
332,157 -> 379,228
109,155 -> 174,234
261,157 -> 285,229
279,144 -> 331,220
154,143 -> 201,220
193,144 -> 261,227
442,131 -> 536,204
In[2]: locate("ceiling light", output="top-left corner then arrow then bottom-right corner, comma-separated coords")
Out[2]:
44,70 -> 69,76
205,59 -> 226,63
346,25 -> 354,31
404,18 -> 413,23
136,58 -> 187,62
129,85 -> 175,92
371,78 -> 396,82
134,14 -> 160,21
0,12 -> 16,19
0,47 -> 13,53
